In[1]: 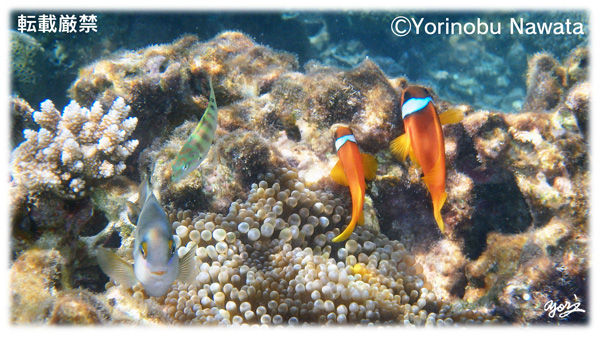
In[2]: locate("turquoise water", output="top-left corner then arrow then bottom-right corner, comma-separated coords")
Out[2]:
11,11 -> 588,111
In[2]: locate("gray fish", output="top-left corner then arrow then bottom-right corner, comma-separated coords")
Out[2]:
97,180 -> 196,297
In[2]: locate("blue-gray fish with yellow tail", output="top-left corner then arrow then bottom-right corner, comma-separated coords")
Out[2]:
171,76 -> 218,182
97,180 -> 196,297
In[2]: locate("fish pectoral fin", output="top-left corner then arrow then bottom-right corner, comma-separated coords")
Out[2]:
438,108 -> 465,125
408,149 -> 420,168
126,201 -> 141,225
330,159 -> 349,186
360,153 -> 378,181
390,134 -> 413,163
96,248 -> 138,289
177,243 -> 197,285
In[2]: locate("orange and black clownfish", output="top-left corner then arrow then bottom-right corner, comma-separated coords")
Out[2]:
389,86 -> 464,233
330,126 -> 378,242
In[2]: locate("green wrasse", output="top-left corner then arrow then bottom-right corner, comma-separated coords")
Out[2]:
171,77 -> 218,182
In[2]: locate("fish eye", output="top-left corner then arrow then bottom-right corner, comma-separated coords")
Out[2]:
182,163 -> 189,171
169,240 -> 175,255
140,242 -> 147,259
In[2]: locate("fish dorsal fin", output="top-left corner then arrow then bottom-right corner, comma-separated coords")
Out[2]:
177,243 -> 197,285
138,179 -> 153,206
126,201 -> 141,225
438,108 -> 465,125
96,248 -> 138,289
330,159 -> 349,186
360,153 -> 378,181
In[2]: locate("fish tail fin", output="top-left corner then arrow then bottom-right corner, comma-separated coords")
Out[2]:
438,108 -> 465,125
177,243 -> 197,285
330,159 -> 349,186
389,134 -> 411,162
96,248 -> 138,289
208,74 -> 215,102
357,209 -> 365,226
421,158 -> 447,233
360,153 -> 378,181
432,192 -> 447,233
332,219 -> 357,243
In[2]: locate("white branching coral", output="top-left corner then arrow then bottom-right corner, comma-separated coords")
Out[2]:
10,97 -> 139,199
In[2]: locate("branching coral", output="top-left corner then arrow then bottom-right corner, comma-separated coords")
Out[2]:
10,97 -> 138,199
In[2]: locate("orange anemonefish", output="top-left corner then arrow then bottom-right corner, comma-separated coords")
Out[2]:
389,86 -> 464,233
330,126 -> 378,242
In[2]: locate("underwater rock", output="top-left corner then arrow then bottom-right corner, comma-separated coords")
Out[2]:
460,106 -> 586,229
464,217 -> 587,324
10,95 -> 35,147
10,31 -> 45,102
10,248 -> 65,324
563,46 -> 588,86
10,97 -> 139,199
69,32 -> 298,148
565,81 -> 589,135
523,52 -> 564,112
10,248 -> 167,325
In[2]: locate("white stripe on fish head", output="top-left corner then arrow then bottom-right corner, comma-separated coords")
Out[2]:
335,134 -> 357,151
401,97 -> 433,119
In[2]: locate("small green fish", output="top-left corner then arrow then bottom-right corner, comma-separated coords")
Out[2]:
171,76 -> 218,182
97,180 -> 196,297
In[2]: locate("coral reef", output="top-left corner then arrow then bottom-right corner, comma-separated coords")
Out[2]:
104,168 -> 499,326
10,97 -> 139,199
10,31 -> 44,99
464,217 -> 587,323
10,248 -> 166,324
9,29 -> 588,326
523,52 -> 564,112
68,32 -> 298,150
10,95 -> 35,147
564,81 -> 590,136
